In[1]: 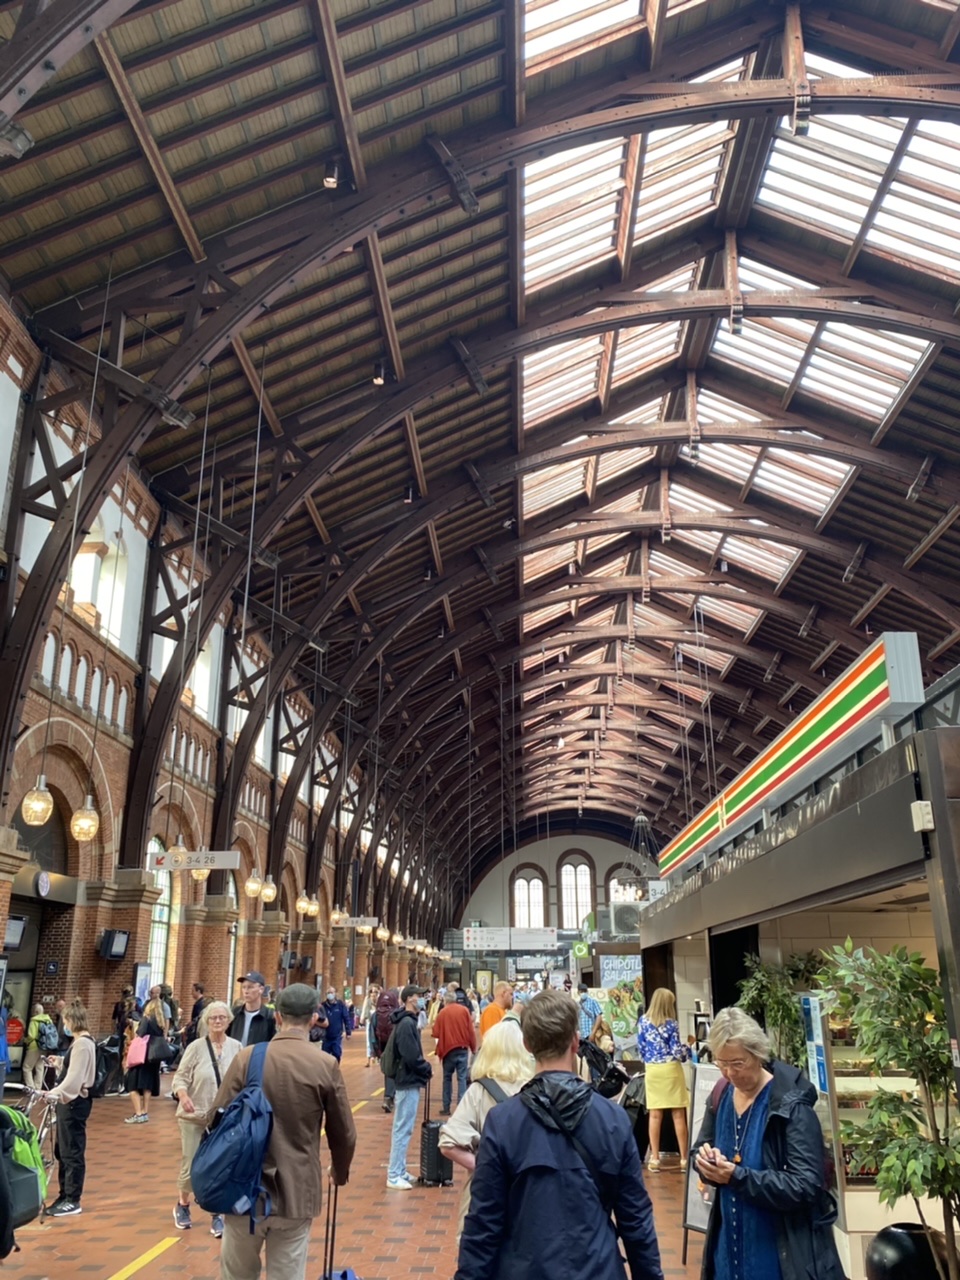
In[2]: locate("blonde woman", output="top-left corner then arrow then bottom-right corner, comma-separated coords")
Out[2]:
636,987 -> 689,1171
170,1001 -> 240,1236
439,1021 -> 534,1238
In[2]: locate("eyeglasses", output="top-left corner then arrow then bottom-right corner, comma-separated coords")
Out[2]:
715,1058 -> 750,1070
208,1014 -> 229,1020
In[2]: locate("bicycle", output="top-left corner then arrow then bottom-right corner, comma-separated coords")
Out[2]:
17,1087 -> 57,1174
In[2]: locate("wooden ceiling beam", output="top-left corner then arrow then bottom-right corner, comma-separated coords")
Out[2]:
230,336 -> 283,439
312,0 -> 365,189
504,0 -> 524,127
366,233 -> 404,379
94,34 -> 205,263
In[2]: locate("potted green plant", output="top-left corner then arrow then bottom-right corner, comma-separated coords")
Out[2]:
737,950 -> 820,1066
821,939 -> 960,1280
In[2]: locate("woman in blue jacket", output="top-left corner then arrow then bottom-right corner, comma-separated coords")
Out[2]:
693,1007 -> 846,1280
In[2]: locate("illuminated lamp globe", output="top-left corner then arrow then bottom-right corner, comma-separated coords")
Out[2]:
169,834 -> 188,858
356,923 -> 372,936
244,867 -> 263,898
306,895 -> 321,918
392,932 -> 403,945
191,866 -> 210,882
376,925 -> 390,942
296,890 -> 312,915
21,776 -> 54,826
259,874 -> 278,905
415,943 -> 425,954
330,906 -> 344,928
70,795 -> 100,843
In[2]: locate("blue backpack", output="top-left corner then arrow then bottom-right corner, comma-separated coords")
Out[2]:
190,1041 -> 273,1225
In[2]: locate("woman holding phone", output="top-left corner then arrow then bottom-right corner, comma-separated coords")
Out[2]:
693,1007 -> 845,1280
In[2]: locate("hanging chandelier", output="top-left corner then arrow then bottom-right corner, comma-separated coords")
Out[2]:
244,866 -> 263,898
69,795 -> 100,843
21,776 -> 54,827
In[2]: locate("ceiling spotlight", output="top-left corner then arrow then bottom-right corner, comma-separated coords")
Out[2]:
557,735 -> 565,749
372,360 -> 386,386
323,159 -> 340,189
404,484 -> 414,504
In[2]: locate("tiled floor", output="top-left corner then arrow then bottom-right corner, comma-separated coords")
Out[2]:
4,1039 -> 701,1279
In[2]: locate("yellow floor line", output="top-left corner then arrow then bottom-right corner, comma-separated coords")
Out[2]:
107,1237 -> 179,1280
372,1086 -> 384,1097
352,1100 -> 368,1112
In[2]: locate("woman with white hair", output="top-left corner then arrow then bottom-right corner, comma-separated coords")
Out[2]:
439,1021 -> 535,1239
170,1000 -> 240,1238
693,1006 -> 845,1280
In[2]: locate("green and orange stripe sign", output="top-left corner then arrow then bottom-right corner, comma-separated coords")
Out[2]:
658,634 -> 923,877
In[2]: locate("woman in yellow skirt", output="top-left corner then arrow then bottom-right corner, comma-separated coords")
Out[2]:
636,987 -> 690,1171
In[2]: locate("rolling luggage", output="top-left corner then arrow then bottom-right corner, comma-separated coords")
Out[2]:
321,1181 -> 361,1280
418,1078 -> 453,1187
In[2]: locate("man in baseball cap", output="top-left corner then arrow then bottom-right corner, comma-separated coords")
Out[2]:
227,970 -> 276,1046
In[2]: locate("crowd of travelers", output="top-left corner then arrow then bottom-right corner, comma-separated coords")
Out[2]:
0,971 -> 847,1280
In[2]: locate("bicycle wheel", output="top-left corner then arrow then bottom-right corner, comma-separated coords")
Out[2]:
37,1111 -> 56,1173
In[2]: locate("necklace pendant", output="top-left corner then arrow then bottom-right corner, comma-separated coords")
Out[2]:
733,1154 -> 741,1164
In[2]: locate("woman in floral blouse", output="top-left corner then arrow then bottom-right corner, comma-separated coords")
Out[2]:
636,987 -> 690,1171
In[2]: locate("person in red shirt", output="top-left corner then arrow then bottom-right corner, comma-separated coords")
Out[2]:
432,991 -> 478,1115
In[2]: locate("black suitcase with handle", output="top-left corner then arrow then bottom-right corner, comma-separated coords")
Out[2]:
418,1078 -> 453,1186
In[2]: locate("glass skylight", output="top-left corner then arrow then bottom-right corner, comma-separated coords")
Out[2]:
523,455 -> 588,518
523,334 -> 604,427
525,0 -> 639,65
869,121 -> 960,278
798,324 -> 932,420
524,140 -> 625,291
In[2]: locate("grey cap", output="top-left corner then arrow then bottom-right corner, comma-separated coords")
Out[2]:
275,983 -> 319,1018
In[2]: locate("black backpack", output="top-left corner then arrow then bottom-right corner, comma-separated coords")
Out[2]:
579,1039 -> 629,1099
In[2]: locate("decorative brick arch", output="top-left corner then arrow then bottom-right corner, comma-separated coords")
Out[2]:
152,780 -> 200,852
9,716 -> 116,880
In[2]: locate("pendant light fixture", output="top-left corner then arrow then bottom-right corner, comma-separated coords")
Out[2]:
259,873 -> 278,905
306,894 -> 320,918
69,795 -> 100,843
190,853 -> 211,883
21,777 -> 54,827
296,889 -> 311,915
244,866 -> 263,898
376,924 -> 390,942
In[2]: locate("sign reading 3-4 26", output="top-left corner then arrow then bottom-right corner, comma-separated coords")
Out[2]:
146,848 -> 241,872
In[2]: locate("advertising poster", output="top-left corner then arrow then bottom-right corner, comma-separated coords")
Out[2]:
683,1062 -> 723,1235
595,967 -> 644,1060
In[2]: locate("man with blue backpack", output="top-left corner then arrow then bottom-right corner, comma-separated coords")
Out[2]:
198,982 -> 356,1280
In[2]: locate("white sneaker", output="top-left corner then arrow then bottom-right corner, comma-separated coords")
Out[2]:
386,1176 -> 414,1190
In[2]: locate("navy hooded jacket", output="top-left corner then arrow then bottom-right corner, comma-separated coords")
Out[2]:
455,1071 -> 663,1280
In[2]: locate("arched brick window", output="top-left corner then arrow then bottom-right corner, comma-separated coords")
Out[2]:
510,864 -> 547,929
558,850 -> 596,929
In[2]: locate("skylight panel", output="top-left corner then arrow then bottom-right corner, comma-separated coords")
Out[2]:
677,641 -> 729,672
691,440 -> 760,486
524,599 -> 572,636
523,537 -> 578,586
524,139 -> 625,292
525,0 -> 638,65
612,323 -> 682,385
523,335 -> 604,428
698,592 -> 761,633
720,534 -> 796,581
799,324 -> 932,419
751,448 -> 848,515
712,257 -> 818,383
634,120 -> 733,245
868,120 -> 960,278
523,455 -> 589,519
596,445 -> 656,485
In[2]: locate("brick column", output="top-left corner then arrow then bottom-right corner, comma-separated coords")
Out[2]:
297,922 -> 322,985
197,895 -> 241,1002
370,943 -> 385,984
260,912 -> 287,989
330,939 -> 348,993
83,869 -> 163,1031
383,945 -> 399,988
240,918 -> 265,985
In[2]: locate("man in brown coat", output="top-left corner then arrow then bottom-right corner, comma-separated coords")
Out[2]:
209,982 -> 357,1280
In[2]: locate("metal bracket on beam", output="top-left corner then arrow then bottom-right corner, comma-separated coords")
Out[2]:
724,230 -> 743,335
0,112 -> 32,159
842,540 -> 867,584
36,328 -> 195,426
907,454 -> 933,503
424,133 -> 480,216
474,545 -> 499,586
763,651 -> 781,683
482,607 -> 503,641
798,604 -> 818,639
464,461 -> 495,508
450,338 -> 489,397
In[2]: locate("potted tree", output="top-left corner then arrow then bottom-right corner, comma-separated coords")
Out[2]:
821,939 -> 960,1280
737,951 -> 820,1066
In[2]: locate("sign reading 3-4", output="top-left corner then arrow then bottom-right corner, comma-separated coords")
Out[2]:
146,848 -> 242,872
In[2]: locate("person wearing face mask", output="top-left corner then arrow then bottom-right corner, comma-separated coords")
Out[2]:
386,984 -> 433,1190
42,1000 -> 97,1217
318,987 -> 352,1065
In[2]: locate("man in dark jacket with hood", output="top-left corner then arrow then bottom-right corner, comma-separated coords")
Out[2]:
385,984 -> 432,1190
455,988 -> 663,1280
